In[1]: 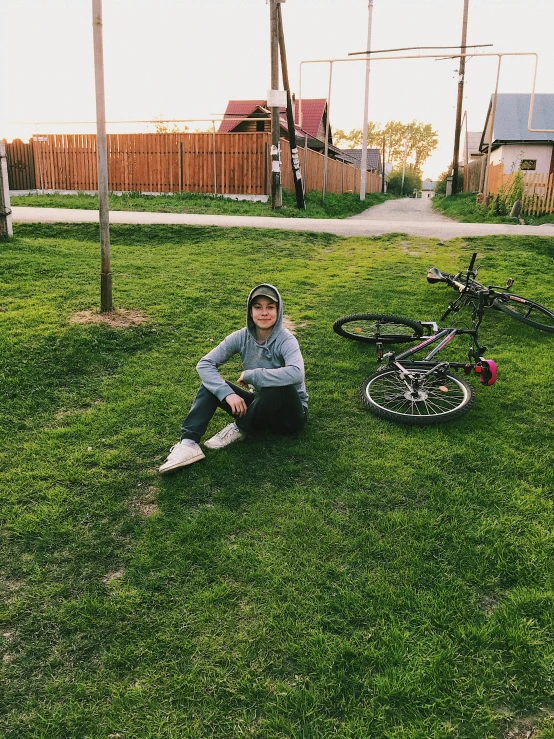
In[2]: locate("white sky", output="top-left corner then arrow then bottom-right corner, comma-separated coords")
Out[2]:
1,0 -> 553,179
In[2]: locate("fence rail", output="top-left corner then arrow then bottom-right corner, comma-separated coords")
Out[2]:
5,132 -> 380,198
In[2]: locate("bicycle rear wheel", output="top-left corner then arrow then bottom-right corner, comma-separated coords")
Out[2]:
333,314 -> 424,344
493,294 -> 554,333
360,368 -> 474,425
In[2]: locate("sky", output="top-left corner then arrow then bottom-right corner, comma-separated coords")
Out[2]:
1,0 -> 553,180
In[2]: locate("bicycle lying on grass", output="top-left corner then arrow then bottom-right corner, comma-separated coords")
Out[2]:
427,252 -> 554,332
333,252 -> 553,425
333,312 -> 497,425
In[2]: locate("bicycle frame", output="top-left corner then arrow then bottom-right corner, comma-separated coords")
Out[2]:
377,321 -> 495,385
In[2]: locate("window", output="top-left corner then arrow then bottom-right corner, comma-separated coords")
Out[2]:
520,159 -> 537,171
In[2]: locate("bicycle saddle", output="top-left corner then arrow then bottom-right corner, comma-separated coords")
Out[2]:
427,267 -> 447,284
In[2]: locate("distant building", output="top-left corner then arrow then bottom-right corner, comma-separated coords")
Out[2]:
420,179 -> 437,198
337,148 -> 382,174
219,98 -> 345,159
479,93 -> 554,175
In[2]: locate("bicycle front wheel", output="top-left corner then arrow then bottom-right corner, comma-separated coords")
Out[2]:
360,368 -> 474,425
333,314 -> 424,344
493,294 -> 554,333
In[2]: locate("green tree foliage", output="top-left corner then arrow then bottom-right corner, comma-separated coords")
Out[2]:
333,120 -> 438,175
386,166 -> 422,196
435,169 -> 463,196
153,116 -> 189,133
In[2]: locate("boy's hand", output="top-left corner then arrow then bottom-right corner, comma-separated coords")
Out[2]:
225,393 -> 248,417
237,372 -> 247,386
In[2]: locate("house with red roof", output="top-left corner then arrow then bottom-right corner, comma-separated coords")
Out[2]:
218,98 -> 346,159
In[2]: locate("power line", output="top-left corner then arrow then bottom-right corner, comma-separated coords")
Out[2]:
349,43 -> 492,56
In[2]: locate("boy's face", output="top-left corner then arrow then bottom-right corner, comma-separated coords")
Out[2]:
250,296 -> 278,331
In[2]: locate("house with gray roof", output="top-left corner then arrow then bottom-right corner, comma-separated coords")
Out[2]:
337,148 -> 381,173
464,132 -> 483,163
480,93 -> 554,175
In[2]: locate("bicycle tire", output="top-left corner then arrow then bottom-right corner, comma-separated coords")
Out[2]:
493,293 -> 554,333
333,313 -> 424,344
359,368 -> 474,425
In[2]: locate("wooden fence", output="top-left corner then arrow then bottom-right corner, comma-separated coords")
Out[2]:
280,139 -> 382,195
5,132 -> 380,197
27,133 -> 270,194
486,163 -> 554,215
520,172 -> 554,216
5,138 -> 35,190
463,158 -> 484,193
463,159 -> 554,215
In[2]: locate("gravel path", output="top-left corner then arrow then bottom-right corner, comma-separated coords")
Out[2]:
11,203 -> 554,239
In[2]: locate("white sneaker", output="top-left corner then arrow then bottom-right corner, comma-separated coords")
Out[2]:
204,422 -> 246,450
159,439 -> 205,473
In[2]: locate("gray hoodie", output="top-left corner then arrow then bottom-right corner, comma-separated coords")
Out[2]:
196,284 -> 308,407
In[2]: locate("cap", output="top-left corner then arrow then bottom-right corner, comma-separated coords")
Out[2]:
249,286 -> 279,304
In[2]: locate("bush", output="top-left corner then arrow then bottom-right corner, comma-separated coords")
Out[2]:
386,167 -> 422,195
435,169 -> 463,196
488,170 -> 525,217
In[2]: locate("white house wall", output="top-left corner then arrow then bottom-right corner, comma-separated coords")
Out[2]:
493,144 -> 553,174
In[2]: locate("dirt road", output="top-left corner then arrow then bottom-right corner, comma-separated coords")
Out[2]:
11,199 -> 554,239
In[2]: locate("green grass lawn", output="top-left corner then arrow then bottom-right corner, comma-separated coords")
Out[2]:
1,224 -> 554,739
432,192 -> 554,226
9,190 -> 393,220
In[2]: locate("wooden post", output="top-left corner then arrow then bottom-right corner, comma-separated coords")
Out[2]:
0,141 -> 13,239
92,0 -> 113,313
452,0 -> 469,195
381,138 -> 386,193
270,0 -> 282,209
277,3 -> 305,209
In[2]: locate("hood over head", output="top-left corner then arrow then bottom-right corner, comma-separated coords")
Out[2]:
246,283 -> 283,343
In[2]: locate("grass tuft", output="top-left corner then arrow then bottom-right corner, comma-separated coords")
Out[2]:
10,190 -> 394,220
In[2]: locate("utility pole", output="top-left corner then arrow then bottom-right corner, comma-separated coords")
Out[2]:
360,0 -> 374,200
0,141 -> 13,240
381,138 -> 386,193
277,2 -> 305,209
269,0 -> 283,209
451,0 -> 469,196
400,132 -> 409,195
92,0 -> 112,312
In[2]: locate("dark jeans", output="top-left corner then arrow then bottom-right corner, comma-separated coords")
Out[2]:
181,382 -> 307,443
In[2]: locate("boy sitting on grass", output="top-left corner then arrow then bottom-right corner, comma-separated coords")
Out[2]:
159,284 -> 308,473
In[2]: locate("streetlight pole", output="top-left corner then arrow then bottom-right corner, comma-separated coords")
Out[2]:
452,0 -> 469,195
360,0 -> 374,200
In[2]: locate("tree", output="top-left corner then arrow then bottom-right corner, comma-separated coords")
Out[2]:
332,120 -> 438,175
436,168 -> 463,196
153,116 -> 189,133
386,166 -> 422,196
